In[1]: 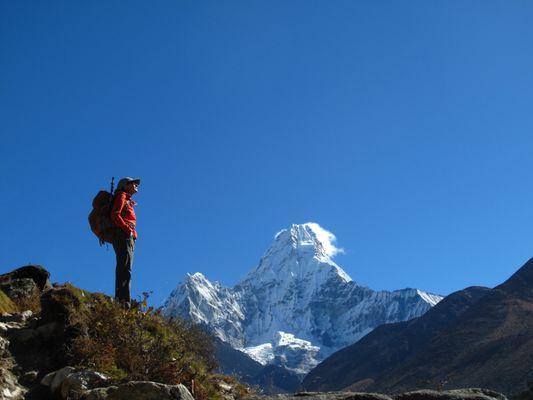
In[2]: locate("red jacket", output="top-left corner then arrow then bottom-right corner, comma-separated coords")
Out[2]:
111,191 -> 137,239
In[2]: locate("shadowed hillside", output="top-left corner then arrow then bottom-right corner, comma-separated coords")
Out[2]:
304,258 -> 533,396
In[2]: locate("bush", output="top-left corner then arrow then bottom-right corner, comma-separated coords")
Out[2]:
71,295 -> 233,399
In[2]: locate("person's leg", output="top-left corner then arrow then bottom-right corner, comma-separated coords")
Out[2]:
112,233 -> 133,303
122,236 -> 134,302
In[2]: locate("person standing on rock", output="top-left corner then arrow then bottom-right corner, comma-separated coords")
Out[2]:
110,177 -> 140,307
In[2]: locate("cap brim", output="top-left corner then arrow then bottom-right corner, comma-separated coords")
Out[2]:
131,178 -> 141,185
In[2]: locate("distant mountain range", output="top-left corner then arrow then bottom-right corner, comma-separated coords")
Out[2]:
303,258 -> 533,396
163,223 -> 442,375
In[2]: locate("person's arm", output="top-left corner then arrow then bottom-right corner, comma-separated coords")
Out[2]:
111,192 -> 133,235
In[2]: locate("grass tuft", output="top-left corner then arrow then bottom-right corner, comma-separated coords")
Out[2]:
0,289 -> 17,314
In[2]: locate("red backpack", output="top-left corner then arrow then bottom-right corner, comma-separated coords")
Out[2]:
88,178 -> 119,245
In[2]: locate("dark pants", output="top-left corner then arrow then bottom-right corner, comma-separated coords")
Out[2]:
112,231 -> 135,303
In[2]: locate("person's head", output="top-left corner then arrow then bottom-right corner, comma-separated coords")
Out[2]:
125,181 -> 139,195
117,177 -> 140,195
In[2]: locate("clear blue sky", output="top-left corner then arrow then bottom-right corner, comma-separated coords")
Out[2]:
2,1 -> 533,306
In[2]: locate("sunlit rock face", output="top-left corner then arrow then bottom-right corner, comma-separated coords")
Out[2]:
163,223 -> 442,374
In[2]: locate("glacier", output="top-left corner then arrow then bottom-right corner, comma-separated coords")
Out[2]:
163,223 -> 442,374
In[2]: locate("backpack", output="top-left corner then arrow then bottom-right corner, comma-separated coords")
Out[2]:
88,178 -> 119,245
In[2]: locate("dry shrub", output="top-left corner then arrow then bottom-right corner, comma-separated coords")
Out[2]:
212,374 -> 254,399
71,295 -> 226,399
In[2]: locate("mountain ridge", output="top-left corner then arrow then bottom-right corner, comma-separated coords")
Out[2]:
303,258 -> 533,396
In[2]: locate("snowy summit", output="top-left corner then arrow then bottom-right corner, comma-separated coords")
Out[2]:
163,223 -> 442,374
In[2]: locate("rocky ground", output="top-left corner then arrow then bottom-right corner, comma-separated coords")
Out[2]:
244,389 -> 509,400
0,265 -> 195,400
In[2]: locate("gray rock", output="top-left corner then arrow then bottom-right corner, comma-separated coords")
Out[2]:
60,370 -> 109,400
81,381 -> 194,400
41,366 -> 76,394
0,278 -> 38,300
0,385 -> 25,400
0,361 -> 26,400
0,265 -> 52,293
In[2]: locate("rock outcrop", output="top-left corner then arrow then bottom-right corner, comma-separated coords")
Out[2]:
0,314 -> 28,400
0,265 -> 52,300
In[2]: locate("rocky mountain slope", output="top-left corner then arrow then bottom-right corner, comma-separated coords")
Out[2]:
303,258 -> 533,396
0,265 -> 222,400
163,223 -> 442,374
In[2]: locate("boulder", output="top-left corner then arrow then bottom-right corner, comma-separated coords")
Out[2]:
0,265 -> 51,292
0,265 -> 51,304
81,381 -> 195,400
0,278 -> 38,301
60,370 -> 109,400
41,366 -> 76,394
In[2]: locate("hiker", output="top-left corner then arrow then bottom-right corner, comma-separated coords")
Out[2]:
110,177 -> 140,306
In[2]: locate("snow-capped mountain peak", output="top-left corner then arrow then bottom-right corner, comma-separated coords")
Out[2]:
240,223 -> 352,287
274,223 -> 344,259
163,223 -> 443,374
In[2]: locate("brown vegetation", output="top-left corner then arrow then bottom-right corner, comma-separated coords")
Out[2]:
68,292 -> 250,399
